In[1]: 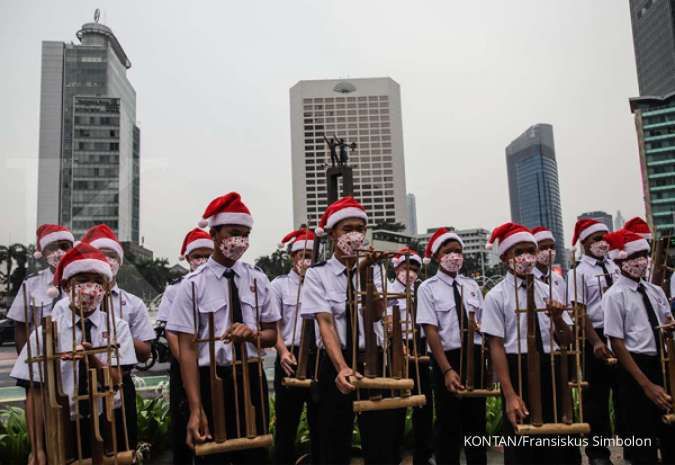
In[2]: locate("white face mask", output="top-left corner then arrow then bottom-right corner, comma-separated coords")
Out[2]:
72,282 -> 105,313
396,269 -> 418,286
188,257 -> 208,271
219,236 -> 249,262
536,249 -> 556,267
589,240 -> 610,259
106,256 -> 120,277
621,256 -> 649,279
294,257 -> 312,276
45,249 -> 66,268
440,252 -> 464,274
336,231 -> 365,256
511,253 -> 536,275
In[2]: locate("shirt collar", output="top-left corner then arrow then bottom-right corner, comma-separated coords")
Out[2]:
435,270 -> 458,287
328,254 -> 347,276
533,267 -> 547,279
504,271 -> 527,289
615,274 -> 640,292
581,254 -> 608,267
67,307 -> 103,329
289,269 -> 301,284
111,284 -> 121,294
206,256 -> 244,279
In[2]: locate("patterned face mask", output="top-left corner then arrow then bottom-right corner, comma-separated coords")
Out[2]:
294,258 -> 312,276
336,231 -> 365,256
188,257 -> 208,271
589,240 -> 610,258
219,236 -> 249,262
536,249 -> 556,266
72,282 -> 105,312
621,256 -> 649,279
440,252 -> 464,274
511,253 -> 536,275
45,249 -> 66,268
106,256 -> 120,277
396,269 -> 418,286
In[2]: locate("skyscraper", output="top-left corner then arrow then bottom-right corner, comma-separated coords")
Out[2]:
614,210 -> 626,231
629,0 -> 675,97
37,14 -> 140,242
290,78 -> 407,229
578,211 -> 614,232
406,193 -> 418,235
506,124 -> 565,263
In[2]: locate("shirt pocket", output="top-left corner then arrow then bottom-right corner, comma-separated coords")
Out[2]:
326,290 -> 347,316
281,292 -> 299,319
238,293 -> 262,329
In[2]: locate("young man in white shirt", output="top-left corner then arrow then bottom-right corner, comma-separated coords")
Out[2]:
531,226 -> 565,303
603,229 -> 675,465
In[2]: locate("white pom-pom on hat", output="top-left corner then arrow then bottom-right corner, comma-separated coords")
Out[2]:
315,227 -> 325,237
485,243 -> 493,250
423,257 -> 432,265
33,250 -> 43,259
617,251 -> 628,260
198,218 -> 209,228
47,286 -> 59,298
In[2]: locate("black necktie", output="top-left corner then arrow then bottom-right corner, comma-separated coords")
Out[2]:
637,283 -> 661,353
344,270 -> 356,352
598,261 -> 614,287
78,319 -> 94,418
522,281 -> 545,355
452,281 -> 468,352
540,272 -> 549,285
224,269 -> 244,359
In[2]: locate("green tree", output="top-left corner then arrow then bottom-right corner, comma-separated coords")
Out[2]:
255,249 -> 292,281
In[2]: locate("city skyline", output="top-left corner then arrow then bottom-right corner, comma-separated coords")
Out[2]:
0,1 -> 646,262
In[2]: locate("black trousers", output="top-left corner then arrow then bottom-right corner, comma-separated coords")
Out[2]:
273,350 -> 320,465
502,355 -> 581,465
197,362 -> 270,465
393,339 -> 434,465
431,347 -> 486,465
170,356 -> 193,465
582,327 -> 620,460
317,350 -> 400,465
66,409 -> 127,461
121,371 -> 138,450
618,353 -> 675,465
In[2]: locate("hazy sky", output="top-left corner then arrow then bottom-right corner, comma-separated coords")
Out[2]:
0,0 -> 644,264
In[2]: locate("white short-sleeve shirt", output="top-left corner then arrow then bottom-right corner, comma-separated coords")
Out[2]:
567,255 -> 620,329
533,267 -> 567,304
481,273 -> 573,354
299,255 -> 384,350
603,275 -> 672,355
109,286 -> 155,342
165,257 -> 281,366
415,272 -> 483,351
386,278 -> 418,341
156,278 -> 182,323
271,270 -> 316,347
8,268 -> 63,326
10,307 -> 137,417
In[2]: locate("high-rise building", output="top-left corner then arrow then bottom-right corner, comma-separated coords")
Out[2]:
406,193 -> 417,235
290,78 -> 407,229
578,211 -> 614,232
630,94 -> 675,234
505,124 -> 565,263
614,210 -> 626,231
37,15 -> 140,242
628,0 -> 675,97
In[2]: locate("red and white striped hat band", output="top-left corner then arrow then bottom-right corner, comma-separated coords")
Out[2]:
531,227 -> 555,243
39,230 -> 74,251
198,192 -> 253,229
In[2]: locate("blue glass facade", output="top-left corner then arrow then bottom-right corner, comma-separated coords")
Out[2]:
506,124 -> 565,264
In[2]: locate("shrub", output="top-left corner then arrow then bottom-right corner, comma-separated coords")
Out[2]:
0,406 -> 30,465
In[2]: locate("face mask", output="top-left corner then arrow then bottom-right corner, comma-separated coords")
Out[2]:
396,269 -> 418,286
589,240 -> 609,258
536,249 -> 556,267
72,282 -> 105,312
294,258 -> 312,276
336,231 -> 365,256
45,249 -> 66,268
511,253 -> 536,275
106,257 -> 120,277
440,252 -> 464,274
219,236 -> 249,262
621,256 -> 649,279
188,257 -> 208,271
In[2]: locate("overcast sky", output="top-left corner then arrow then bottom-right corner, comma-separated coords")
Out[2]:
0,0 -> 644,264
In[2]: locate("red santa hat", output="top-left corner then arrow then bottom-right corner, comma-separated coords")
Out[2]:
81,224 -> 124,262
572,218 -> 608,246
487,222 -> 536,256
179,228 -> 214,260
605,228 -> 650,260
47,243 -> 112,297
423,227 -> 464,265
531,226 -> 555,244
280,228 -> 315,254
316,196 -> 368,236
392,247 -> 423,269
198,192 -> 253,229
623,217 -> 652,240
33,224 -> 75,259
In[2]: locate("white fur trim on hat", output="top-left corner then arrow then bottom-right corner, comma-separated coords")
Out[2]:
533,230 -> 555,243
422,257 -> 432,265
290,240 -> 314,253
498,231 -> 537,256
609,238 -> 649,260
640,233 -> 652,240
392,254 -> 422,269
578,223 -> 608,244
89,238 -> 124,262
208,212 -> 254,229
185,238 -> 214,257
430,232 -> 464,256
325,207 -> 368,230
62,258 -> 113,282
39,230 -> 74,250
